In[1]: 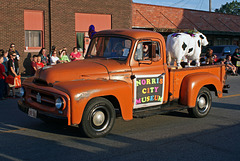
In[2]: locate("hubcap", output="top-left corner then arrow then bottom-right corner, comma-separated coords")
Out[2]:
198,96 -> 206,109
197,94 -> 209,113
92,111 -> 105,126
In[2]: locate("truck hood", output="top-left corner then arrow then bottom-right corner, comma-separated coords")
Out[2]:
35,59 -> 131,85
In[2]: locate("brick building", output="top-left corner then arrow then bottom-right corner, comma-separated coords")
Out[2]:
132,3 -> 240,46
0,0 -> 132,74
1,1 -> 240,74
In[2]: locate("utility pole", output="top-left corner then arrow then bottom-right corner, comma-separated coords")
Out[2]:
209,0 -> 212,12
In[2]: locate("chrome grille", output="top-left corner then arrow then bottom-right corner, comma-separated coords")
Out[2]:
30,90 -> 55,107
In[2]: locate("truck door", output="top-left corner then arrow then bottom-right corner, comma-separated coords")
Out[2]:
130,39 -> 166,109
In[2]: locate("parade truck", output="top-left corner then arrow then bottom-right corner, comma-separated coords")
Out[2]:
18,29 -> 229,138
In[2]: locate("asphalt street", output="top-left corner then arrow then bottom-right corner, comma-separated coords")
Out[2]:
0,75 -> 239,161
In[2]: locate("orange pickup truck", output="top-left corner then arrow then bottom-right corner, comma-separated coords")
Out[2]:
18,29 -> 228,138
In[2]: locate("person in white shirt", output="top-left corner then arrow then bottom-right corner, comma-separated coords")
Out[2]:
50,50 -> 60,65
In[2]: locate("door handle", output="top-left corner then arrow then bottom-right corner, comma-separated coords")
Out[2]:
130,75 -> 136,80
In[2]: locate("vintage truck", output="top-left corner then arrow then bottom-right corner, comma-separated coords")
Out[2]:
18,29 -> 228,138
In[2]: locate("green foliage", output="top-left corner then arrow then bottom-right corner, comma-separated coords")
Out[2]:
215,0 -> 240,15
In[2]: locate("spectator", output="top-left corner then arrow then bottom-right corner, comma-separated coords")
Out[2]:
206,48 -> 214,65
50,50 -> 60,65
2,50 -> 9,97
8,51 -> 18,98
70,47 -> 82,61
9,43 -> 20,74
50,45 -> 56,57
36,55 -> 44,70
231,48 -> 240,70
38,48 -> 49,66
31,55 -> 38,76
59,50 -> 70,63
79,48 -> 84,59
225,55 -> 238,76
0,55 -> 8,100
1,50 -> 8,73
47,45 -> 57,62
59,47 -> 67,56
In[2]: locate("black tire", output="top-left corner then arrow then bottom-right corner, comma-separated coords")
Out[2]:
188,87 -> 212,118
79,97 -> 115,138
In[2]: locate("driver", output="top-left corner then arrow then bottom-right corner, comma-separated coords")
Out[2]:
112,43 -> 124,57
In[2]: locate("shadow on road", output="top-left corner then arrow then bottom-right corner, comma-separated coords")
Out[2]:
212,102 -> 240,110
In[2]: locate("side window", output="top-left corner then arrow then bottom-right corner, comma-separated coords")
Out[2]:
134,41 -> 161,61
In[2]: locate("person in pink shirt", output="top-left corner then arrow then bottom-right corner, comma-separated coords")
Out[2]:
70,47 -> 82,61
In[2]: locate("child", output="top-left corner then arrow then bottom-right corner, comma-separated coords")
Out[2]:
36,55 -> 44,69
206,48 -> 214,65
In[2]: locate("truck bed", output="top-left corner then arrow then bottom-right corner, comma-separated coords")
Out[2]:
168,64 -> 226,101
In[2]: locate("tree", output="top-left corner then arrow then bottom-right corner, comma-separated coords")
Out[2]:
215,0 -> 240,15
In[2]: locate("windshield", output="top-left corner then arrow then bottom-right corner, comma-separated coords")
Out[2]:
86,36 -> 132,60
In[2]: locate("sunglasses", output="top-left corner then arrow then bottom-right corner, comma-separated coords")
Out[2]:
12,55 -> 17,56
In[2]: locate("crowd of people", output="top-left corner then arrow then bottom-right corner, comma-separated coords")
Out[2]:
0,43 -> 21,99
204,48 -> 240,76
0,25 -> 97,100
31,46 -> 84,75
0,43 -> 85,100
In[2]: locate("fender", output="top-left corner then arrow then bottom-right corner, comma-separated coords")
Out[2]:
180,72 -> 222,107
54,79 -> 133,125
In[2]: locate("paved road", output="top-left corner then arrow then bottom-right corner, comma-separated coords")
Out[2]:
0,76 -> 239,161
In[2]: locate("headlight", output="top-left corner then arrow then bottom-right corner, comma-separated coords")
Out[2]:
55,97 -> 64,110
19,87 -> 25,97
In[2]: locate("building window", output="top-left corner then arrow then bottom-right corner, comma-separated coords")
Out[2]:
75,13 -> 112,55
24,10 -> 44,50
25,31 -> 42,47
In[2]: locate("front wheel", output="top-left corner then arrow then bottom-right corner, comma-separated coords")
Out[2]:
79,97 -> 116,138
188,87 -> 212,118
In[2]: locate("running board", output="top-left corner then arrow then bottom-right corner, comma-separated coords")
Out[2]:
133,102 -> 188,118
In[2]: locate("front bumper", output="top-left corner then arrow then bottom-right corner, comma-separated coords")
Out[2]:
18,100 -> 68,123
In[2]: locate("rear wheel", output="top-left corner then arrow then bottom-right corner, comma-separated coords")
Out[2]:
188,87 -> 212,118
79,97 -> 115,138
